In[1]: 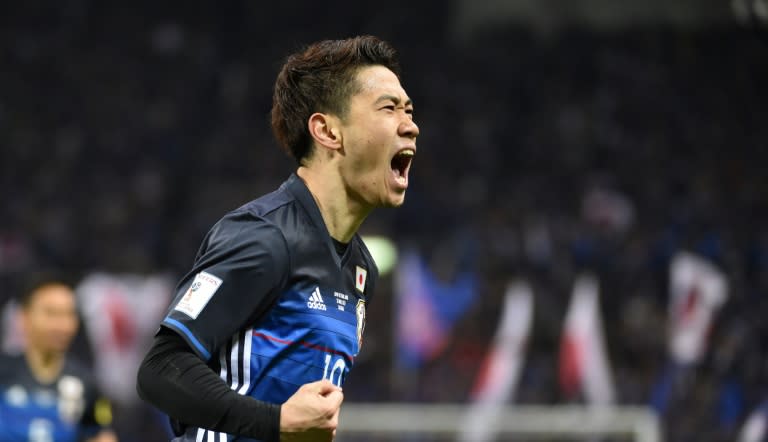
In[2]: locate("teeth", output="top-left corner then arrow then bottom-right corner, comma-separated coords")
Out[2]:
398,150 -> 415,157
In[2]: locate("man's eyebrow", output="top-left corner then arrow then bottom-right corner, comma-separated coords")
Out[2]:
375,94 -> 414,107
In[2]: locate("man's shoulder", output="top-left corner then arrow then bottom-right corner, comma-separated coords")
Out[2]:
0,351 -> 22,363
200,181 -> 303,258
60,357 -> 98,391
0,352 -> 25,379
237,182 -> 296,220
222,176 -> 306,230
223,176 -> 318,241
209,184 -> 296,236
62,356 -> 94,379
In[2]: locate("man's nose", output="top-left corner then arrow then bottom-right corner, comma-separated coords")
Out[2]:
400,118 -> 419,139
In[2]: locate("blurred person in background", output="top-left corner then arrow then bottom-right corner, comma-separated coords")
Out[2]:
137,34 -> 419,442
0,279 -> 117,442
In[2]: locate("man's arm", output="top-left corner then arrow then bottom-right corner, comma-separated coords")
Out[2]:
74,357 -> 117,442
83,431 -> 118,442
137,328 -> 343,442
137,327 -> 281,439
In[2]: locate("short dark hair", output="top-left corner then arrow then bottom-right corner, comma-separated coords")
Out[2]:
17,272 -> 74,309
271,35 -> 401,164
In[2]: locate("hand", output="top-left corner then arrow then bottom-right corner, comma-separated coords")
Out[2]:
85,430 -> 118,442
280,380 -> 343,441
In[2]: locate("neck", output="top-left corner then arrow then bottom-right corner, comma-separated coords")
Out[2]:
296,166 -> 372,243
25,347 -> 65,384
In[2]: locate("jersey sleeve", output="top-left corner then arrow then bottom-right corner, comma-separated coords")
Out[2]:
161,211 -> 290,361
366,259 -> 379,303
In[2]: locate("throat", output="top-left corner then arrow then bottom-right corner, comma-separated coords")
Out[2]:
26,350 -> 65,384
332,238 -> 349,257
297,167 -> 370,242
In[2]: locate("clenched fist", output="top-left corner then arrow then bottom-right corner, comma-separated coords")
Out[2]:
280,380 -> 343,441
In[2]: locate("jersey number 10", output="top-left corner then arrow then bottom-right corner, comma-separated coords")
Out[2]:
322,354 -> 346,387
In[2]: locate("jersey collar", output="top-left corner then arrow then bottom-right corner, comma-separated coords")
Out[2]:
282,173 -> 351,267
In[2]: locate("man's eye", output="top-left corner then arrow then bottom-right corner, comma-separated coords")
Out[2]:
406,108 -> 414,115
383,105 -> 395,111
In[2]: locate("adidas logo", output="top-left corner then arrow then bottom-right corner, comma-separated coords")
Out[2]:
307,287 -> 327,311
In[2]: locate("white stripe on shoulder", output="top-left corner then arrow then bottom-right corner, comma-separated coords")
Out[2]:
219,344 -> 228,383
230,333 -> 240,391
195,428 -> 205,442
238,328 -> 253,395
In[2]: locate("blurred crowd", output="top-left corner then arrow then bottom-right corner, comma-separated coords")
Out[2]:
1,2 -> 767,441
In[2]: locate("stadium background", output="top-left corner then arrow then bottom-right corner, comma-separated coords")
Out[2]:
1,1 -> 767,441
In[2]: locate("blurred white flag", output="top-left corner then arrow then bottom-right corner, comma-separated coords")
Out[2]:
76,273 -> 173,403
739,402 -> 768,442
458,280 -> 533,442
668,251 -> 728,365
559,273 -> 615,405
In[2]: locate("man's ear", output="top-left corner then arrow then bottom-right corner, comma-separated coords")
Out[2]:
308,113 -> 342,152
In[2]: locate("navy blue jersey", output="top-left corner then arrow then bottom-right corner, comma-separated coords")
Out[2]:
162,174 -> 378,442
0,353 -> 108,442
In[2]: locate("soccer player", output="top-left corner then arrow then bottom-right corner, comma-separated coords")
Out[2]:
136,35 -> 419,441
0,280 -> 117,442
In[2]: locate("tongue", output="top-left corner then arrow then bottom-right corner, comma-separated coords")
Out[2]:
391,158 -> 401,177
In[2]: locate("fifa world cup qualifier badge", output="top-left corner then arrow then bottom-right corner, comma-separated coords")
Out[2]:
175,271 -> 223,319
355,299 -> 366,352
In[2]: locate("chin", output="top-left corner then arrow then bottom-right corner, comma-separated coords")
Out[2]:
382,194 -> 406,208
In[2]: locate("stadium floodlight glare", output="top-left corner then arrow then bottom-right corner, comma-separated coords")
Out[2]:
360,235 -> 398,275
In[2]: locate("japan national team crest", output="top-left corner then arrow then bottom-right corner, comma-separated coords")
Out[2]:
355,299 -> 366,352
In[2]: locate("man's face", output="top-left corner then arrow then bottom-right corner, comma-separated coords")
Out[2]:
337,65 -> 419,209
21,285 -> 79,355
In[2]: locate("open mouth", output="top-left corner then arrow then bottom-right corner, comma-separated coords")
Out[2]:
390,149 -> 415,186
